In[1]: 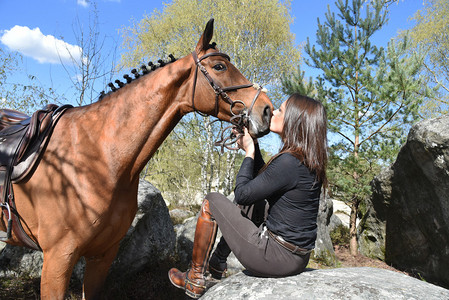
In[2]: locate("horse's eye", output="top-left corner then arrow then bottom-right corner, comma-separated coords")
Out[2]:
213,63 -> 227,71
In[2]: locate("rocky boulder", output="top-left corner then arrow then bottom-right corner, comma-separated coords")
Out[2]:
313,194 -> 337,266
358,168 -> 392,261
0,179 -> 175,282
201,267 -> 449,299
358,116 -> 449,288
107,179 -> 176,280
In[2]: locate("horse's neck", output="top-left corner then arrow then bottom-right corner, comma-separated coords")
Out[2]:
90,57 -> 192,183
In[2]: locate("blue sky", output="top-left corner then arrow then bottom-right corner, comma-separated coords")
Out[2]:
0,0 -> 424,152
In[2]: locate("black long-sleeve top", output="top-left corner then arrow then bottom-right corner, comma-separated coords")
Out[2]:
234,144 -> 321,250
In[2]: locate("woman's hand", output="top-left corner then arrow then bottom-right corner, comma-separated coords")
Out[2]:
235,128 -> 256,158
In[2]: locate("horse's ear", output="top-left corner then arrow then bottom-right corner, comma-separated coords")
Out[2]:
195,18 -> 214,53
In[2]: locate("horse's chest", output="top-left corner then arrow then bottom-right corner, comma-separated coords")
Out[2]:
87,197 -> 137,240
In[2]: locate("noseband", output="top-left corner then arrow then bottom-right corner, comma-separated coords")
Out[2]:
191,50 -> 264,151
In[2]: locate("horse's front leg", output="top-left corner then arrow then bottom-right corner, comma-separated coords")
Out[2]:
41,247 -> 80,300
82,242 -> 120,300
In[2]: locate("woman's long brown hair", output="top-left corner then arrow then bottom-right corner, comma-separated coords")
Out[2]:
263,94 -> 328,184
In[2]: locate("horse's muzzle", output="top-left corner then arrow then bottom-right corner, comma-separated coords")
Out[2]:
248,104 -> 272,138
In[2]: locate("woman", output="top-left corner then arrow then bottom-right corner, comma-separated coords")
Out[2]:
169,94 -> 328,298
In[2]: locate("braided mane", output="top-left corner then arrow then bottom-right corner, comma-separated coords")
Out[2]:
99,54 -> 177,100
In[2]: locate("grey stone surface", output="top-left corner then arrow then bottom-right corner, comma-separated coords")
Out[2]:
108,179 -> 176,280
358,116 -> 449,288
0,246 -> 44,278
169,208 -> 194,223
313,194 -> 337,266
358,168 -> 392,261
202,267 -> 449,300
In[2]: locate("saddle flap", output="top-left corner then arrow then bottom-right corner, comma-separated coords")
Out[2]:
0,104 -> 72,183
0,123 -> 29,137
0,127 -> 27,167
0,108 -> 30,129
0,165 -> 6,183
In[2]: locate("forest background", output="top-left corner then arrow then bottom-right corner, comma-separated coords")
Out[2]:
0,0 -> 448,256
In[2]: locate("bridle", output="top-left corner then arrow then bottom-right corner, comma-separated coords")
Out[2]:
191,50 -> 264,151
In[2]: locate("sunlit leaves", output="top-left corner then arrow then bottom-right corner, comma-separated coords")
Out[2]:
0,49 -> 51,114
406,0 -> 449,117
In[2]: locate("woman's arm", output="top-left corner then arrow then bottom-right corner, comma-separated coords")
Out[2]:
253,142 -> 265,177
234,153 -> 297,206
236,128 -> 256,159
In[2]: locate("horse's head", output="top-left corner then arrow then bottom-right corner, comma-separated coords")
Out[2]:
191,19 -> 273,138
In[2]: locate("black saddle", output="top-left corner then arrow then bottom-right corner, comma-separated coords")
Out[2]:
0,104 -> 72,249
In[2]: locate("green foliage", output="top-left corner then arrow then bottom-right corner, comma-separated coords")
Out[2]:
281,0 -> 426,253
281,65 -> 316,97
405,0 -> 449,117
330,225 -> 351,246
120,0 -> 300,107
311,248 -> 338,267
0,48 -> 52,114
142,120 -> 202,205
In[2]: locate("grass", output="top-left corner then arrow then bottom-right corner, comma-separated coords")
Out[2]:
0,274 -> 81,300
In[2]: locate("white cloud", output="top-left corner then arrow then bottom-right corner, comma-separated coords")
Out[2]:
0,25 -> 83,65
74,73 -> 83,83
77,0 -> 89,8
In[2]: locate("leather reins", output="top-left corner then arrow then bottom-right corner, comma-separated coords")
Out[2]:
191,50 -> 264,151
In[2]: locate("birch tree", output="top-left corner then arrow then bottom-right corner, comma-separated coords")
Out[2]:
121,0 -> 299,202
60,3 -> 119,106
406,0 -> 449,117
0,48 -> 53,114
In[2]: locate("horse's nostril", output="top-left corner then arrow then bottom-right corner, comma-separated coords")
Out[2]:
263,105 -> 272,121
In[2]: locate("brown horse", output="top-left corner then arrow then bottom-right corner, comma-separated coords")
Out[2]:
0,19 -> 272,299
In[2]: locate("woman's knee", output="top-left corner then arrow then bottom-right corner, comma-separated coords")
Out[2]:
204,192 -> 224,203
204,192 -> 229,215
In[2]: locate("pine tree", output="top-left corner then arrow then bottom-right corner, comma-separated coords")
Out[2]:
282,0 -> 425,255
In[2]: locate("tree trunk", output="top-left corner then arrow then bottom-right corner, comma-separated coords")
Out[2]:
349,198 -> 359,256
224,150 -> 236,195
199,116 -> 211,196
205,116 -> 215,193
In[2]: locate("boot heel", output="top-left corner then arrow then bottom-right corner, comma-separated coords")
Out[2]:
184,276 -> 206,299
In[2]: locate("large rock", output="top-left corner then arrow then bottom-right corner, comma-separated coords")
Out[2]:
107,179 -> 176,280
202,267 -> 449,299
0,179 -> 175,282
0,244 -> 45,278
358,168 -> 392,260
358,116 -> 449,288
313,194 -> 337,266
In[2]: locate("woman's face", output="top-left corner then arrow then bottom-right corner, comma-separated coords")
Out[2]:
270,100 -> 286,135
